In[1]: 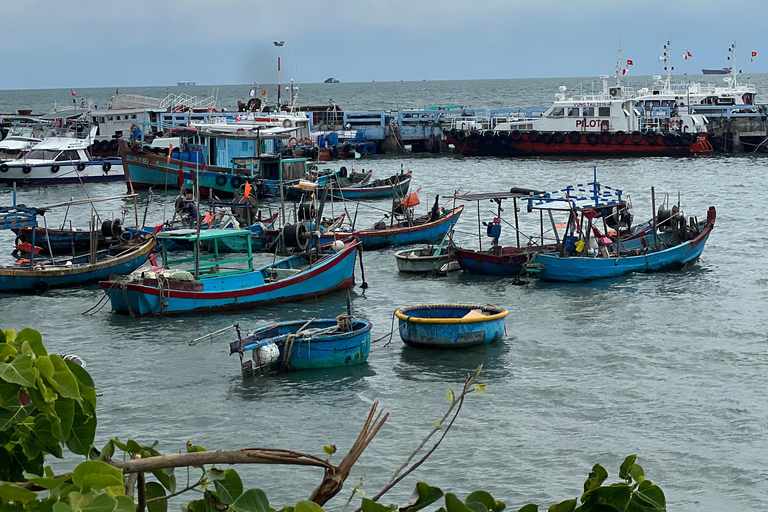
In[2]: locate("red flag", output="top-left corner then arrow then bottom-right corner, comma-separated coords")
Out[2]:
401,189 -> 421,208
752,51 -> 758,57
70,89 -> 76,96
687,51 -> 693,57
626,59 -> 633,66
115,87 -> 119,95
684,53 -> 688,60
243,181 -> 252,197
622,69 -> 627,75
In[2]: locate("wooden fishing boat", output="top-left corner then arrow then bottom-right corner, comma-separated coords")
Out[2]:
229,315 -> 372,377
395,304 -> 508,348
1,192 -> 155,292
98,229 -> 360,316
454,183 -> 630,276
530,207 -> 715,281
523,174 -> 716,281
319,198 -> 464,250
331,171 -> 412,200
0,238 -> 155,293
394,232 -> 457,273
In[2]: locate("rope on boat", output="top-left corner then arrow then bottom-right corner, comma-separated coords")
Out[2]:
370,310 -> 397,347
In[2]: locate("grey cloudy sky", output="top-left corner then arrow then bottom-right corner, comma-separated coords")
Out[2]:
1,0 -> 764,89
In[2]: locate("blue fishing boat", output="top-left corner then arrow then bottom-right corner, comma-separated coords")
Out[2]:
395,304 -> 508,348
0,238 -> 156,293
330,172 -> 412,200
530,207 -> 715,281
229,315 -> 372,377
523,172 -> 716,281
98,228 -> 360,316
120,132 -> 309,198
1,190 -> 155,292
319,197 -> 464,250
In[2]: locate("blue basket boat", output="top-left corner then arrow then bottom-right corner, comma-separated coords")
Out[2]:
395,304 -> 508,348
229,316 -> 372,377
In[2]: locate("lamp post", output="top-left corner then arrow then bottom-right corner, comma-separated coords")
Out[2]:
273,41 -> 284,110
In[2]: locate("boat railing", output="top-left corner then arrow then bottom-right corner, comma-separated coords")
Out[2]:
688,104 -> 767,118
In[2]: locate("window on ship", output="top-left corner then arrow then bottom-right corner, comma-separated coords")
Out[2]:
598,107 -> 610,117
583,107 -> 594,117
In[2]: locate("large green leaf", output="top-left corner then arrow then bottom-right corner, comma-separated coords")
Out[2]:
16,329 -> 47,357
401,482 -> 444,512
0,400 -> 33,431
35,356 -> 55,383
72,461 -> 124,491
0,354 -> 38,387
547,500 -> 576,512
0,344 -> 19,361
145,482 -> 167,512
24,386 -> 55,416
151,468 -> 176,494
212,469 -> 243,505
618,455 -> 636,481
445,494 -> 475,512
629,480 -> 665,511
26,473 -> 70,490
69,491 -> 118,512
53,502 -> 73,512
35,376 -> 58,404
0,483 -> 39,504
31,415 -> 64,459
466,491 -> 504,512
294,501 -> 324,512
50,357 -> 82,401
66,401 -> 96,455
516,506 -> 538,512
582,464 -> 608,496
52,398 -> 75,443
361,499 -> 398,512
184,500 -> 206,512
229,489 -> 270,512
0,379 -> 21,405
579,484 -> 631,512
114,496 -> 134,512
65,361 -> 96,410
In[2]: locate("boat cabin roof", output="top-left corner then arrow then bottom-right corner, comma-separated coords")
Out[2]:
155,228 -> 251,241
456,188 -> 545,202
525,181 -> 624,212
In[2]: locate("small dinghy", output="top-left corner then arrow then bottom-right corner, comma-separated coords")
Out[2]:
394,232 -> 458,273
395,303 -> 508,348
229,314 -> 372,377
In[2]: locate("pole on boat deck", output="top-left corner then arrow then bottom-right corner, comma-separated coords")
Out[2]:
651,186 -> 659,251
477,200 -> 482,252
513,198 -> 520,249
274,41 -> 284,110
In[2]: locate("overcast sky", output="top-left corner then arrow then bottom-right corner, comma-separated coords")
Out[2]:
1,0 -> 764,89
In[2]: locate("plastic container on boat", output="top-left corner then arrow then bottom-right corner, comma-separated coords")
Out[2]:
395,303 -> 508,348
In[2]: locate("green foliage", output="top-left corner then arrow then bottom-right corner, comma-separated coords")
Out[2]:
1,328 -> 667,512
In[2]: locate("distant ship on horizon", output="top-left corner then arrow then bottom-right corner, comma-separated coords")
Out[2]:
701,67 -> 731,75
324,77 -> 340,83
177,80 -> 197,86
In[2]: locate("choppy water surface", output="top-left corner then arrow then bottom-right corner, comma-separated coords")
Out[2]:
1,81 -> 767,511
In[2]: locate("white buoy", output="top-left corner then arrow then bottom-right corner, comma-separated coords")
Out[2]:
331,240 -> 345,252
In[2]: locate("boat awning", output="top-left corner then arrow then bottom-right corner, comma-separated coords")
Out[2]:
455,188 -> 545,202
155,228 -> 251,241
525,182 -> 624,212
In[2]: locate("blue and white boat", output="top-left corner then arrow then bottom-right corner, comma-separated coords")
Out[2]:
99,229 -> 360,316
0,134 -> 122,186
229,316 -> 372,376
524,173 -> 716,281
396,304 -> 508,348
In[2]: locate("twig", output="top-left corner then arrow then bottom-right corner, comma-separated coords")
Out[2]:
364,367 -> 482,507
339,473 -> 367,512
146,477 -> 205,503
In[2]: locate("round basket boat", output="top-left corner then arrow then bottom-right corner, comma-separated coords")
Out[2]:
395,303 -> 508,349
